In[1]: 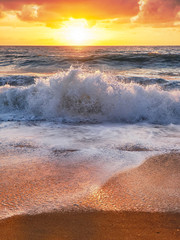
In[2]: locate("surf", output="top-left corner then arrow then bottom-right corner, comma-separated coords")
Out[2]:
0,68 -> 179,124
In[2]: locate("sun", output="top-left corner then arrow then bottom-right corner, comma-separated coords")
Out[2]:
66,26 -> 89,45
61,18 -> 93,45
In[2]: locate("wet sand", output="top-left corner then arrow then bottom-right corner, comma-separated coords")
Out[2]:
0,211 -> 179,240
86,153 -> 180,212
0,153 -> 179,239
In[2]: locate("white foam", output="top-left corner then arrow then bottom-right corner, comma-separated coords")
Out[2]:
0,120 -> 180,219
0,68 -> 180,124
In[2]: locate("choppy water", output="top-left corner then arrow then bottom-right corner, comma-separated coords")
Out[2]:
0,46 -> 180,219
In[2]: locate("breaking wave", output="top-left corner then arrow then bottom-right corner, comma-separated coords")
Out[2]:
0,75 -> 35,86
0,69 -> 179,124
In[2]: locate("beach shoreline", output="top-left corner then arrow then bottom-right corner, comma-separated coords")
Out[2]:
0,153 -> 180,239
0,45 -> 180,240
85,153 -> 180,212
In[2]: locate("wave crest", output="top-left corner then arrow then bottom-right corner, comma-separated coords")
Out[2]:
0,69 -> 180,124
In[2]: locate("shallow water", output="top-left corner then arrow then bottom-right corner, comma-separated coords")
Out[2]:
0,122 -> 180,219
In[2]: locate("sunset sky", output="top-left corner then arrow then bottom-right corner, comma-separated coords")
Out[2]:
0,0 -> 180,45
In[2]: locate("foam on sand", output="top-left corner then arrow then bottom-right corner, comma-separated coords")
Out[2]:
85,153 -> 180,212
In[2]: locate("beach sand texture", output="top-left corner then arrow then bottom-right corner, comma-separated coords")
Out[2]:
0,153 -> 179,240
0,211 -> 179,240
85,153 -> 180,212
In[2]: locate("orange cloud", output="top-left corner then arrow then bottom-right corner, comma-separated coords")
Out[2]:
1,0 -> 180,29
1,0 -> 139,20
17,4 -> 40,21
0,0 -> 140,30
0,4 -> 5,18
132,0 -> 180,26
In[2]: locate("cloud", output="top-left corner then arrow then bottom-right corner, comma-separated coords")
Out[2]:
1,0 -> 139,19
132,0 -> 180,26
17,5 -> 40,21
1,0 -> 179,28
0,4 -> 5,18
0,0 -> 139,29
15,4 -> 63,27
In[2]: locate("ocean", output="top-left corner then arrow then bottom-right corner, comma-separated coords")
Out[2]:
0,46 -> 180,219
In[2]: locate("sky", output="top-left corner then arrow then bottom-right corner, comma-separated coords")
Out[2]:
0,0 -> 180,45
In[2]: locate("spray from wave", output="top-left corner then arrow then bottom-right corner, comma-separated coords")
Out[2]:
0,68 -> 179,124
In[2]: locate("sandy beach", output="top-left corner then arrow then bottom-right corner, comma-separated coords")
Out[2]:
0,211 -> 179,240
86,153 -> 180,212
0,153 -> 179,240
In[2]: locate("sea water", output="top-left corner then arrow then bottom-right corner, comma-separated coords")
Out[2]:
0,46 -> 180,218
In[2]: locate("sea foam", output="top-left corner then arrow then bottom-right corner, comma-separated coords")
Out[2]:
0,69 -> 179,124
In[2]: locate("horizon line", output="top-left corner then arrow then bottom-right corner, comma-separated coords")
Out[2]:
0,44 -> 180,47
